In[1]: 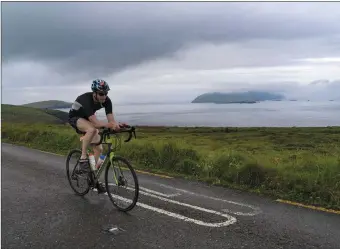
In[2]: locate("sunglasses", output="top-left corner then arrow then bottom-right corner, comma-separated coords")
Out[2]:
97,91 -> 108,96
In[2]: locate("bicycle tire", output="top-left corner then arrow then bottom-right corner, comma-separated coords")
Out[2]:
66,149 -> 91,196
105,156 -> 139,212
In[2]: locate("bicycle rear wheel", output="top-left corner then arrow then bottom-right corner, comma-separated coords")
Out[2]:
66,149 -> 91,196
105,156 -> 139,212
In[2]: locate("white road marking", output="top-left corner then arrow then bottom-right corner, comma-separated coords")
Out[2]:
94,189 -> 237,227
154,183 -> 262,216
135,199 -> 237,228
107,184 -> 181,198
108,181 -> 260,216
139,186 -> 181,198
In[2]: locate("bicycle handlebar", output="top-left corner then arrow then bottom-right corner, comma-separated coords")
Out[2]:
92,124 -> 136,146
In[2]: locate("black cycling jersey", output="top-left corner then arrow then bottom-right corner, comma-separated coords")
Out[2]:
68,92 -> 113,120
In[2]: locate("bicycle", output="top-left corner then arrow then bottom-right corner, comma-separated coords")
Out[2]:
66,125 -> 139,212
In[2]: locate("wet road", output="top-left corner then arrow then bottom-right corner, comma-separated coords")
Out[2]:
2,143 -> 340,249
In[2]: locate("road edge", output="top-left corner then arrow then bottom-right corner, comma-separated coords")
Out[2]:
276,199 -> 340,215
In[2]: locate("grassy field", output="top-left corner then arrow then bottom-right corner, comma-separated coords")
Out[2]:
1,104 -> 340,210
1,104 -> 69,124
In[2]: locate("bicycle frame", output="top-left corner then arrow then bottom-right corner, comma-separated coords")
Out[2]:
90,133 -> 123,186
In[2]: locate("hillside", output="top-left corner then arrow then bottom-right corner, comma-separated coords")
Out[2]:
192,91 -> 285,104
1,104 -> 69,124
22,100 -> 72,109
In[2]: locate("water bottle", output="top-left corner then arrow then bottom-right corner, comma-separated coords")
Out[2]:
89,152 -> 96,171
96,154 -> 105,169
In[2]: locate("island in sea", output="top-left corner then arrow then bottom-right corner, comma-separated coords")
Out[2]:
191,91 -> 285,104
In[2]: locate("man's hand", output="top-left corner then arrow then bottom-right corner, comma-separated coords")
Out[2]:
119,122 -> 129,128
111,121 -> 121,131
106,121 -> 120,131
106,121 -> 129,131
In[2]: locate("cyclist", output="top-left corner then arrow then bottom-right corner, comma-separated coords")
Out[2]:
68,79 -> 125,193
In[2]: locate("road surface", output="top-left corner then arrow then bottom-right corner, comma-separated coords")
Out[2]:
2,143 -> 339,249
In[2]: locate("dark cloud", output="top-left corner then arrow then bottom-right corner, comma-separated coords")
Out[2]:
2,2 -> 340,77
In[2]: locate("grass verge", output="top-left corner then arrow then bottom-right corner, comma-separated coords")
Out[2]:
2,122 -> 340,210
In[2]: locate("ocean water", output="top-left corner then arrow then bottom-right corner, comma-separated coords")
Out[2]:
58,101 -> 340,127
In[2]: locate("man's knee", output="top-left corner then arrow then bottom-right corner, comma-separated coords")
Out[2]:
86,126 -> 97,135
76,118 -> 97,134
88,131 -> 101,145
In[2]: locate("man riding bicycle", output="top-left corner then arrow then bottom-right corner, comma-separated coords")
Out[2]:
68,79 -> 125,193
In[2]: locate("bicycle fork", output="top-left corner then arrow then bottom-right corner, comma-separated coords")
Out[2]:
110,154 -> 125,186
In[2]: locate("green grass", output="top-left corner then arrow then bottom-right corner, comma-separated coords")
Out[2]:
1,104 -> 68,124
1,104 -> 340,210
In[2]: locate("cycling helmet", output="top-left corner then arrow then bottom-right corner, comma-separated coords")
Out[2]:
91,79 -> 110,92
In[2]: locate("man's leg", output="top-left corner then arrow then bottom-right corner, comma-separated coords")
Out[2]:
89,130 -> 103,163
93,144 -> 103,164
89,132 -> 106,193
76,118 -> 98,160
77,120 -> 106,193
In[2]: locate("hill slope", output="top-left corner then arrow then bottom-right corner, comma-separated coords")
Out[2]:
22,100 -> 72,109
1,104 -> 69,124
192,91 -> 285,104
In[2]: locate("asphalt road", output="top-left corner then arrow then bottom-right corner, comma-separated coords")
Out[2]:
2,143 -> 340,249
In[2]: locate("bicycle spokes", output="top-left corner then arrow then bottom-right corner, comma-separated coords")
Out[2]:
66,149 -> 91,196
105,157 -> 138,211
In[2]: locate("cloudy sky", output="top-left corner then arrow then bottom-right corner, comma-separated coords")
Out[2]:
2,1 -> 340,105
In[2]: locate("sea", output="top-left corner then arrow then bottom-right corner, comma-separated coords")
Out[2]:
57,101 -> 340,127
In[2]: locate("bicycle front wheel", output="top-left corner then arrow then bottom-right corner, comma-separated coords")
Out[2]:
105,156 -> 139,212
66,149 -> 91,196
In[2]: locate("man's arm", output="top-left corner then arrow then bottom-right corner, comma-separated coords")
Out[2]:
103,97 -> 121,130
104,97 -> 117,124
106,113 -> 116,123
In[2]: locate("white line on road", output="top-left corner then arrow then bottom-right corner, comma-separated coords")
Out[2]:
107,184 -> 181,198
96,189 -> 237,227
155,183 -> 262,216
139,186 -> 181,198
108,182 -> 260,216
136,200 -> 237,228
